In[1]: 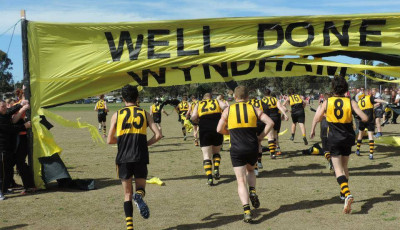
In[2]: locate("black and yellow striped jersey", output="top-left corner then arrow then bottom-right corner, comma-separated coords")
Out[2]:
116,106 -> 149,164
357,95 -> 375,123
151,104 -> 161,114
177,101 -> 189,114
227,102 -> 259,154
96,99 -> 106,115
262,96 -> 280,115
247,98 -> 269,115
197,99 -> 222,131
326,97 -> 355,146
198,99 -> 222,117
289,94 -> 304,113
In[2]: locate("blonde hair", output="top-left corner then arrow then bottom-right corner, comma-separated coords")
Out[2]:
234,86 -> 249,100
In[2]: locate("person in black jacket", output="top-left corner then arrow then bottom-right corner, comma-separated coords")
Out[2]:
0,100 -> 31,200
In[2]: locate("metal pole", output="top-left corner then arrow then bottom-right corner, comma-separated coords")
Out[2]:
364,59 -> 367,89
21,9 -> 35,186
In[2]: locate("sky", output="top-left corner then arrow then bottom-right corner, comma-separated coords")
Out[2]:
1,0 -> 400,82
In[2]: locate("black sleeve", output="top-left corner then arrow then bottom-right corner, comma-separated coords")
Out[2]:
0,123 -> 26,134
6,104 -> 23,116
370,96 -> 375,104
262,102 -> 270,116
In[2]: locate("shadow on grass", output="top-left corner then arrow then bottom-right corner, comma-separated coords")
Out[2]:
163,208 -> 270,230
254,196 -> 339,223
353,189 -> 400,214
151,148 -> 190,153
0,224 -> 29,230
152,143 -> 183,147
349,162 -> 392,171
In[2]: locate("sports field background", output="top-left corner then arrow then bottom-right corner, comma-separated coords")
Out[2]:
1,103 -> 399,230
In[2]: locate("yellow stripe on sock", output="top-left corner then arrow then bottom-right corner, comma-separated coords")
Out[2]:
340,182 -> 348,189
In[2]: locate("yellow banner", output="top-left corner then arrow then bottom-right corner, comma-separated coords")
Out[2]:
27,13 -> 400,188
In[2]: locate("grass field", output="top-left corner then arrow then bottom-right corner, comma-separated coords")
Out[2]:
1,103 -> 399,230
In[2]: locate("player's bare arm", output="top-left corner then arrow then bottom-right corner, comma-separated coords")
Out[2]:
146,111 -> 162,146
255,107 -> 274,140
216,109 -> 229,135
351,100 -> 368,123
190,104 -> 199,121
310,101 -> 326,139
107,112 -> 118,144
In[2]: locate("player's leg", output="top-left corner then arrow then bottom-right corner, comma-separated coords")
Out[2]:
374,117 -> 382,137
267,132 -> 276,159
132,163 -> 150,219
212,145 -> 222,180
121,177 -> 134,230
194,125 -> 199,146
246,163 -> 260,210
331,154 -> 353,214
298,113 -> 308,145
356,129 -> 363,156
367,131 -> 375,160
290,122 -> 296,141
202,146 -> 214,185
102,120 -> 107,137
233,165 -> 252,222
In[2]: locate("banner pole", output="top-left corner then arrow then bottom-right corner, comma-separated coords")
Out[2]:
21,9 -> 35,186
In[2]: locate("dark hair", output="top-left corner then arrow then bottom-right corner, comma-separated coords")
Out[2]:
331,76 -> 348,95
121,85 -> 139,103
265,88 -> 271,96
287,88 -> 294,95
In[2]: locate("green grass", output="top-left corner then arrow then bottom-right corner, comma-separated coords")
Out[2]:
1,106 -> 399,229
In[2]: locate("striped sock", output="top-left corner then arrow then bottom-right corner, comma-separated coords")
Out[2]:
124,201 -> 134,230
243,204 -> 251,214
212,154 -> 221,171
268,140 -> 276,156
324,152 -> 331,161
103,125 -> 106,136
369,140 -> 374,155
337,175 -> 351,198
203,160 -> 213,180
136,188 -> 145,198
356,140 -> 362,151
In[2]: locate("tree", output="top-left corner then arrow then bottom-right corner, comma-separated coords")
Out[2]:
0,50 -> 14,93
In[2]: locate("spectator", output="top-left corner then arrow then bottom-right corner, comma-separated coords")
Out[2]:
392,89 -> 400,124
381,88 -> 392,126
0,100 -> 31,200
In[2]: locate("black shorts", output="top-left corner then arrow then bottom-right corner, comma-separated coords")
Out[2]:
375,109 -> 383,119
230,152 -> 258,167
359,122 -> 375,132
190,120 -> 199,126
291,112 -> 305,124
117,162 -> 148,179
270,115 -> 281,132
328,145 -> 352,156
256,122 -> 266,136
199,130 -> 223,147
98,114 -> 106,123
153,116 -> 161,124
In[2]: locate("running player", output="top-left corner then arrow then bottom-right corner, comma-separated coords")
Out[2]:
175,96 -> 189,140
355,92 -> 388,159
283,88 -> 308,145
191,93 -> 228,185
186,95 -> 200,146
262,89 -> 289,157
247,96 -> 270,176
94,94 -> 109,137
107,85 -> 162,230
310,76 -> 367,214
217,86 -> 274,222
150,99 -> 168,133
